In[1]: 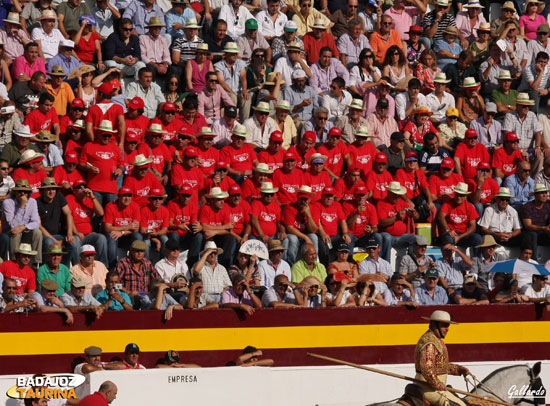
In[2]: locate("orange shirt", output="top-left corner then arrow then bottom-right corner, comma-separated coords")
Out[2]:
45,82 -> 75,116
370,30 -> 403,64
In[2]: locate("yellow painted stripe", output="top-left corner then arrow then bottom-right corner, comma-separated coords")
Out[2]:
1,321 -> 549,356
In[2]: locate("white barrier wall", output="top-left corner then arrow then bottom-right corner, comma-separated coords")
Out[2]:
2,361 -> 549,406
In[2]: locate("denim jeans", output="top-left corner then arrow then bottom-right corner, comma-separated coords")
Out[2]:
317,234 -> 353,265
380,232 -> 417,264
440,232 -> 482,256
284,233 -> 318,265
105,60 -> 146,80
93,191 -> 118,207
43,234 -> 79,267
107,232 -> 143,268
73,233 -> 109,266
167,231 -> 204,268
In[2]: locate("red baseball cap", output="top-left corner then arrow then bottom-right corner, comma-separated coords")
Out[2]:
98,82 -> 113,95
333,271 -> 354,282
328,127 -> 342,137
179,184 -> 193,195
162,102 -> 176,112
322,186 -> 336,195
118,186 -> 132,195
178,126 -> 193,136
270,131 -> 283,142
73,179 -> 87,189
109,79 -> 121,90
465,128 -> 478,138
71,98 -> 84,108
303,131 -> 316,143
283,152 -> 296,161
229,185 -> 242,195
478,162 -> 491,169
354,185 -> 368,195
126,133 -> 139,142
149,188 -> 166,197
405,151 -> 418,161
505,131 -> 519,142
375,152 -> 388,163
215,161 -> 228,169
184,146 -> 198,157
128,97 -> 145,110
65,152 -> 78,163
441,157 -> 455,169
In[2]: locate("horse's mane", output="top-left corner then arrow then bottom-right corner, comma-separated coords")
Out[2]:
480,364 -> 529,384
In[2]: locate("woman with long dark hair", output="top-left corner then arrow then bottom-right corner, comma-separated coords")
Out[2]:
381,45 -> 411,92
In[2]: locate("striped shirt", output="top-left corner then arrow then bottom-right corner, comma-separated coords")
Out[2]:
171,36 -> 204,63
422,10 -> 455,41
502,110 -> 543,150
520,63 -> 550,91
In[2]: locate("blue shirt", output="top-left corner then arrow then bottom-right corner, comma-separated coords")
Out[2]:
214,59 -> 247,93
282,85 -> 318,122
504,173 -> 535,209
96,289 -> 132,310
140,292 -> 178,309
418,147 -> 451,173
416,284 -> 449,305
47,54 -> 82,77
435,256 -> 468,289
165,8 -> 195,39
433,39 -> 462,70
122,0 -> 166,35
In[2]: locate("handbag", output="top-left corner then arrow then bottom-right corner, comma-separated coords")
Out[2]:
411,170 -> 430,221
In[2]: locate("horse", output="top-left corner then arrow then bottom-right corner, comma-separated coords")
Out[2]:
369,362 -> 545,406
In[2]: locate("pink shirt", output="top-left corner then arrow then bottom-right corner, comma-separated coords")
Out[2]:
11,55 -> 47,82
197,84 -> 236,124
520,14 -> 546,40
220,288 -> 254,305
455,11 -> 486,41
139,32 -> 171,64
360,87 -> 396,118
384,6 -> 418,40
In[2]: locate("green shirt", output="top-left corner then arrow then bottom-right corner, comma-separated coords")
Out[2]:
0,142 -> 41,168
291,259 -> 327,284
492,89 -> 518,121
37,263 -> 71,296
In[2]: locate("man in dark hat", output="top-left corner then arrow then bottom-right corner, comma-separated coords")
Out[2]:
29,279 -> 74,324
155,350 -> 201,368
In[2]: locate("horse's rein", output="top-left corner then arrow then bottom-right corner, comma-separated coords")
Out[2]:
464,374 -> 510,405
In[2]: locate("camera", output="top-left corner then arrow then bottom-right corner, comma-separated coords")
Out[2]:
114,283 -> 123,290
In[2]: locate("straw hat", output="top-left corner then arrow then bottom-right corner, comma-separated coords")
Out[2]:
502,0 -> 515,10
355,126 -> 370,138
347,99 -> 365,111
498,70 -> 512,80
16,243 -> 37,256
297,185 -> 314,196
524,0 -> 544,13
387,181 -> 406,195
478,22 -> 491,32
47,243 -> 67,255
3,12 -> 21,25
453,182 -> 471,195
33,130 -> 56,143
263,72 -> 285,86
12,178 -> 32,192
200,241 -> 223,256
443,26 -> 458,36
412,106 -> 433,116
133,154 -> 153,167
476,235 -> 500,248
232,124 -> 248,138
18,149 -> 44,165
49,65 -> 67,77
463,0 -> 484,8
254,162 -> 273,174
460,77 -> 481,89
68,64 -> 96,80
146,17 -> 165,28
436,0 -> 449,6
495,187 -> 514,198
95,120 -> 117,133
268,239 -> 286,252
223,42 -> 239,53
531,183 -> 550,195
260,182 -> 278,193
516,92 -> 535,105
39,177 -> 60,189
196,43 -> 209,52
275,100 -> 291,110
307,152 -> 328,164
147,123 -> 166,134
287,41 -> 303,52
421,310 -> 458,324
252,101 -> 271,113
312,18 -> 327,29
184,18 -> 201,28
206,187 -> 229,199
433,72 -> 451,83
38,9 -> 56,20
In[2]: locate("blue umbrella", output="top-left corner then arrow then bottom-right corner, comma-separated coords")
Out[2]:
484,259 -> 550,276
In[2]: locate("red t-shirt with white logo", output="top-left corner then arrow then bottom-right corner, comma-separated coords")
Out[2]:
395,168 -> 429,200
251,199 -> 281,237
125,114 -> 150,143
140,205 -> 170,232
24,107 -> 59,133
366,170 -> 394,201
317,141 -> 349,178
228,200 -> 251,235
287,145 -> 316,171
199,204 -> 231,226
137,142 -> 172,175
272,168 -> 304,205
12,168 -> 47,199
303,170 -> 332,202
197,145 -> 220,176
282,203 -> 308,232
466,177 -> 500,204
440,200 -> 479,233
150,116 -> 183,143
80,141 -> 124,193
0,261 -> 36,294
241,178 -> 262,202
333,178 -> 365,202
348,141 -> 377,178
376,198 -> 409,236
167,200 -> 199,236
428,173 -> 465,200
171,165 -> 205,204
311,201 -> 345,237
103,201 -> 141,227
86,101 -> 124,129
205,175 -> 237,192
258,149 -> 286,171
220,144 -> 258,173
66,194 -> 94,234
491,148 -> 523,177
123,172 -> 163,208
454,143 -> 490,180
52,165 -> 85,190
342,201 -> 378,237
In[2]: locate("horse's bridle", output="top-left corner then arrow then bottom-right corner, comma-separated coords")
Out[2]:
511,374 -> 545,405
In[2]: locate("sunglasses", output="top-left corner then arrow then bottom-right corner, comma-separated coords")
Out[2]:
208,79 -> 219,83
128,141 -> 138,145
468,136 -> 478,140
150,197 -> 163,200
73,108 -> 84,112
500,198 -> 510,202
164,110 -> 176,115
122,27 -> 133,31
317,117 -> 328,121
0,167 -> 8,170
169,81 -> 179,85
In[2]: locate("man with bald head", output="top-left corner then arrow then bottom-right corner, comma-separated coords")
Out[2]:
78,381 -> 118,406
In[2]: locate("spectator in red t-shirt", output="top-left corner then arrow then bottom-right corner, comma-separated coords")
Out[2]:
196,127 -> 220,177
64,119 -> 86,157
258,131 -> 286,171
467,162 -> 500,217
123,154 -> 163,207
250,182 -> 285,245
59,98 -> 85,137
366,152 -> 394,203
150,102 -> 184,144
282,185 -> 319,265
334,167 -> 365,203
226,185 -> 252,246
85,82 -> 126,147
12,149 -> 47,199
272,151 -> 304,206
205,161 -> 238,193
438,181 -> 482,253
121,133 -> 141,176
103,187 -> 143,268
79,120 -> 125,206
317,127 -> 352,178
78,381 -> 118,406
492,131 -> 524,185
311,186 -> 352,264
303,19 -> 339,65
348,125 -> 377,179
125,97 -> 149,143
0,243 -> 38,295
220,124 -> 259,183
66,179 -> 109,265
342,185 -> 382,249
428,157 -> 465,210
242,163 -> 273,203
167,184 -> 203,267
140,188 -> 170,259
287,130 -> 316,171
53,151 -> 85,193
303,152 -> 332,201
137,123 -> 173,185
23,92 -> 60,143
170,145 -> 205,203
454,128 -> 490,181
377,181 -> 418,262
199,187 -> 237,268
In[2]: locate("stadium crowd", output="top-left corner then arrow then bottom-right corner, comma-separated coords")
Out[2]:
1,0 -> 550,315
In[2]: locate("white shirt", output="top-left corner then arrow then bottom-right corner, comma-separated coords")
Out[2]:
478,203 -> 521,233
320,90 -> 352,122
212,117 -> 239,148
395,92 -> 427,121
155,255 -> 189,283
31,26 -> 65,60
243,115 -> 278,149
521,283 -> 550,299
274,56 -> 309,89
258,258 -> 292,288
358,256 -> 391,293
425,91 -> 455,122
256,10 -> 288,39
218,5 -> 255,40
92,4 -> 118,38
